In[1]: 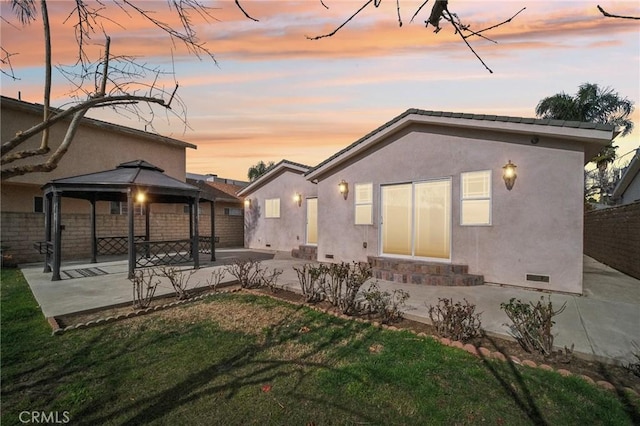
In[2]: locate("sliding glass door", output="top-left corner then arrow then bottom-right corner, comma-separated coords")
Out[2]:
381,179 -> 451,260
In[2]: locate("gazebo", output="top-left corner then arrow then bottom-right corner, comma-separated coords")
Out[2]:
41,160 -> 213,280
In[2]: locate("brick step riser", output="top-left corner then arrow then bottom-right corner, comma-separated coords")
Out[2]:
372,270 -> 483,286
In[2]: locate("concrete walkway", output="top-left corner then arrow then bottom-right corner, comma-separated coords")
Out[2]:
20,251 -> 640,365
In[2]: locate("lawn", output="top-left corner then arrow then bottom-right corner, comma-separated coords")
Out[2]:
2,268 -> 639,425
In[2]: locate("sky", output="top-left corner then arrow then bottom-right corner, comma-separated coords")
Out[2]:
1,1 -> 639,181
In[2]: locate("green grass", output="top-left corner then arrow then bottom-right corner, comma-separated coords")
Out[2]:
2,268 -> 639,425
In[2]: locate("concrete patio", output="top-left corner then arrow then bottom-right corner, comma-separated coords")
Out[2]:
19,251 -> 640,366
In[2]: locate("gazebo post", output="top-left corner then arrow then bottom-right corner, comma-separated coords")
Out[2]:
52,192 -> 62,281
43,193 -> 52,273
90,196 -> 97,263
210,200 -> 216,261
127,188 -> 135,279
192,196 -> 200,269
145,201 -> 150,258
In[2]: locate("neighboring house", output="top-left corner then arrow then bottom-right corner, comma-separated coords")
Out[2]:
1,95 -> 198,263
237,160 -> 317,254
240,109 -> 615,294
186,174 -> 247,247
611,149 -> 640,205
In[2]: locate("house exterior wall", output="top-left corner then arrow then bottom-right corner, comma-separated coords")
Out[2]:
1,103 -> 188,183
244,170 -> 317,251
315,126 -> 585,294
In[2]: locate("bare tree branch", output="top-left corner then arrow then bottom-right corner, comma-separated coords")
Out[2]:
597,5 -> 640,20
307,0 -> 375,40
40,0 -> 52,151
441,8 -> 493,73
0,48 -> 19,79
235,0 -> 258,21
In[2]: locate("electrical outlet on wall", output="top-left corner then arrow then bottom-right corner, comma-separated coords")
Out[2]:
363,242 -> 367,248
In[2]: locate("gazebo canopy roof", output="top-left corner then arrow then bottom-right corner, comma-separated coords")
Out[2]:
42,160 -> 200,203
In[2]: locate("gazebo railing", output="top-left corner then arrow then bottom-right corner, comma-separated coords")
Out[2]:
198,236 -> 219,254
134,239 -> 193,268
98,236 -> 146,256
33,241 -> 54,255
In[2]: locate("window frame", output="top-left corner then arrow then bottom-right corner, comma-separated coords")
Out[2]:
265,198 -> 281,218
354,182 -> 373,225
460,170 -> 492,226
34,196 -> 44,213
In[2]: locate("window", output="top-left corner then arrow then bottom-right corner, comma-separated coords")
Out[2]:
461,170 -> 491,225
381,179 -> 451,259
34,196 -> 44,213
224,207 -> 243,216
354,183 -> 373,225
265,198 -> 280,218
110,201 -> 145,215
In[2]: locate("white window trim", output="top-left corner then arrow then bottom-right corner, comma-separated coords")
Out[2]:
379,177 -> 452,262
460,170 -> 492,226
354,182 -> 373,225
265,198 -> 281,218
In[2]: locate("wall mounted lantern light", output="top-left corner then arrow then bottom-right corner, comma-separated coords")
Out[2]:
294,192 -> 302,207
338,180 -> 349,200
244,198 -> 251,208
502,160 -> 517,191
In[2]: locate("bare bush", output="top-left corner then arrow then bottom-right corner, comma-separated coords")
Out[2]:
225,258 -> 264,289
428,298 -> 483,343
131,268 -> 160,309
260,268 -> 283,293
338,262 -> 373,315
500,296 -> 567,356
293,263 -> 327,303
159,266 -> 197,300
363,282 -> 410,324
206,268 -> 226,292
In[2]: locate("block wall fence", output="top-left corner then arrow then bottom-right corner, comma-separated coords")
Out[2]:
584,201 -> 640,280
1,210 -> 243,264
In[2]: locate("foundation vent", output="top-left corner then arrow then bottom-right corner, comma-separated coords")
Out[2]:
325,254 -> 334,259
526,274 -> 550,283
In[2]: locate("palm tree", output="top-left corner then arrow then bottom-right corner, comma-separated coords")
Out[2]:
247,160 -> 274,181
536,83 -> 634,201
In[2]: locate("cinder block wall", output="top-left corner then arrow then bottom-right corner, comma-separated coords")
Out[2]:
584,201 -> 640,280
1,209 -> 243,264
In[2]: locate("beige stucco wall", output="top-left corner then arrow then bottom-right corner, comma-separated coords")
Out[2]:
1,103 -> 188,184
244,169 -> 317,251
315,125 -> 585,294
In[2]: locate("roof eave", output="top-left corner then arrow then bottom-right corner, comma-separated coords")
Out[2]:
237,160 -> 310,196
306,113 -> 615,181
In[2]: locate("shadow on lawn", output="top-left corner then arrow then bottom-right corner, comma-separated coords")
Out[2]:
72,310 -> 376,425
478,334 -> 640,426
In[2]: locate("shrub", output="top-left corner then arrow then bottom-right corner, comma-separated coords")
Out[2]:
159,266 -> 197,300
363,282 -> 410,324
225,258 -> 264,289
428,298 -> 483,343
260,268 -> 283,293
131,268 -> 160,309
206,268 -> 226,292
338,262 -> 372,315
323,262 -> 349,306
500,296 -> 566,356
293,263 -> 327,303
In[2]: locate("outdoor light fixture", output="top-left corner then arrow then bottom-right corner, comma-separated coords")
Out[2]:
244,198 -> 251,208
294,192 -> 302,207
338,180 -> 349,200
135,191 -> 146,203
502,160 -> 517,191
